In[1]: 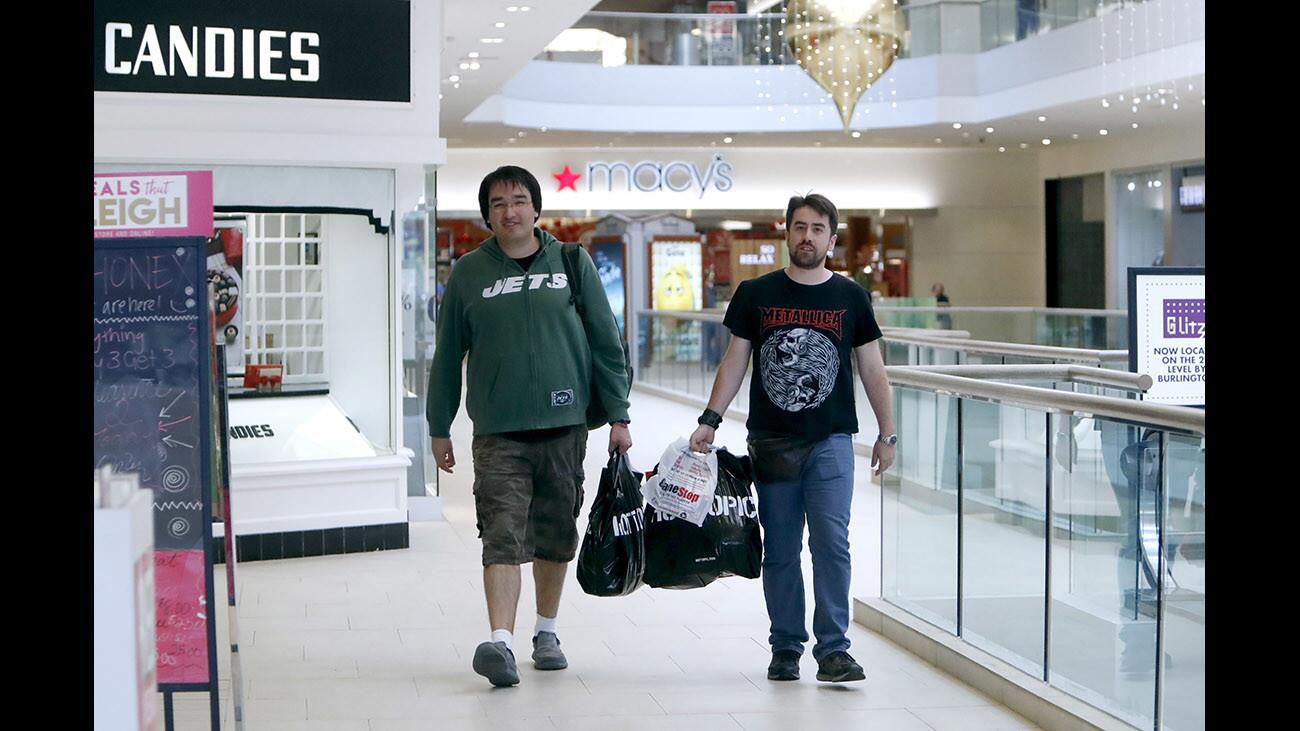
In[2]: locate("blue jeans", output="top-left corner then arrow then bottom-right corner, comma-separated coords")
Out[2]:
754,433 -> 855,660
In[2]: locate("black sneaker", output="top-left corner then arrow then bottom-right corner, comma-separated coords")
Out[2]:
816,651 -> 866,683
767,650 -> 801,681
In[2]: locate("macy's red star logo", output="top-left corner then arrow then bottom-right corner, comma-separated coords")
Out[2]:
553,165 -> 581,192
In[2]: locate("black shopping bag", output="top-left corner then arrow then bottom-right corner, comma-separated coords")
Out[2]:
643,448 -> 762,590
577,453 -> 647,597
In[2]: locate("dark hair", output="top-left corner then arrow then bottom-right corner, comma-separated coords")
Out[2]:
785,192 -> 838,233
478,165 -> 543,228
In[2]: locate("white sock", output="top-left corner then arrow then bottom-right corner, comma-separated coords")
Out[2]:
490,629 -> 513,651
535,614 -> 558,637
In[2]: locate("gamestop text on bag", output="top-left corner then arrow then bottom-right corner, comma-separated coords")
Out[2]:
576,453 -> 647,597
643,448 -> 762,590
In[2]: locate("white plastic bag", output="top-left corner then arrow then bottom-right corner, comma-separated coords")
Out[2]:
643,437 -> 718,527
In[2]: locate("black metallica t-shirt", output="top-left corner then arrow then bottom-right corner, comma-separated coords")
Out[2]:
723,270 -> 882,440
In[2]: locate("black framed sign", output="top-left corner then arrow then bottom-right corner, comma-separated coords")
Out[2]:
94,0 -> 411,102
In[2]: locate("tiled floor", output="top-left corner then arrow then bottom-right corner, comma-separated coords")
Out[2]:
165,389 -> 1039,730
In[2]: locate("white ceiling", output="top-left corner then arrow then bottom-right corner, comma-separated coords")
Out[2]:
439,3 -> 1204,151
440,0 -> 604,142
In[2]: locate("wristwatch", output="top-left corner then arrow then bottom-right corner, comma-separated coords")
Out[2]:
610,419 -> 631,427
697,408 -> 723,429
877,434 -> 898,446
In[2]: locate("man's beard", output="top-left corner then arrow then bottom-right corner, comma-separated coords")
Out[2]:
789,243 -> 825,269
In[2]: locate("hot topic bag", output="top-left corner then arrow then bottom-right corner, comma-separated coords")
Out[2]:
576,453 -> 647,597
643,448 -> 762,590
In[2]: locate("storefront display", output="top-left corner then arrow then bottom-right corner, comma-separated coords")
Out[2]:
590,236 -> 629,338
94,170 -> 223,726
207,219 -> 246,376
649,238 -> 704,363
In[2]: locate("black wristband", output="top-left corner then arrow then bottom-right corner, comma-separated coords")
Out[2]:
697,409 -> 722,429
610,419 -> 630,427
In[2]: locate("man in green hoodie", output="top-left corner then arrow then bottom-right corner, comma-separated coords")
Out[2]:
426,165 -> 633,687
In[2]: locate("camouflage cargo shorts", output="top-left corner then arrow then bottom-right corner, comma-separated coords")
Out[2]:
470,426 -> 587,566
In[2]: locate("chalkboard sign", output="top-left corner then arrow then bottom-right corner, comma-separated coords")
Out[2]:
93,236 -> 216,688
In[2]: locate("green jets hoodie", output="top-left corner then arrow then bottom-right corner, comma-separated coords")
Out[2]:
426,228 -> 630,437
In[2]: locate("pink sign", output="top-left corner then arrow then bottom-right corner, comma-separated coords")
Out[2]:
154,549 -> 210,684
94,171 -> 214,240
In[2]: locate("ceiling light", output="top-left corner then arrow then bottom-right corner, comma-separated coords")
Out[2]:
1132,122 -> 1139,129
506,5 -> 519,10
1071,133 -> 1079,139
952,123 -> 962,129
480,37 -> 504,44
459,62 -> 469,70
1037,115 -> 1047,122
1102,99 -> 1110,108
469,62 -> 480,70
720,220 -> 753,231
1019,143 -> 1028,149
998,146 -> 1006,152
540,126 -> 548,132
517,131 -> 526,137
507,138 -> 517,143
1099,129 -> 1109,135
690,28 -> 702,36
851,131 -> 861,138
448,75 -> 460,82
1127,182 -> 1136,191
1042,138 -> 1051,145
494,22 -> 507,28
468,52 -> 480,58
1154,180 -> 1162,187
723,136 -> 734,143
985,127 -> 994,133
520,5 -> 531,11
934,137 -> 942,143
453,82 -> 459,88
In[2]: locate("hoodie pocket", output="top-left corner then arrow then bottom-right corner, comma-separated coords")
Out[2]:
466,356 -> 505,419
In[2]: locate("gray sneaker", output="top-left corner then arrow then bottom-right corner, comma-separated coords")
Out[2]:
532,631 -> 568,670
472,641 -> 520,687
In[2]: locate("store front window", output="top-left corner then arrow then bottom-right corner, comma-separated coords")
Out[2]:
1112,169 -> 1167,308
243,213 -> 328,383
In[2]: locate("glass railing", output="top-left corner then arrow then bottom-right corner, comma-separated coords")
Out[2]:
873,302 -> 1129,350
537,1 -> 1143,66
879,328 -> 1131,369
635,311 -> 1140,449
883,366 -> 1203,730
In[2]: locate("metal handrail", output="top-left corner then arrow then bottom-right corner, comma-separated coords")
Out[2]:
898,363 -> 1152,391
875,306 -> 1128,317
883,331 -> 1129,365
639,309 -> 723,323
881,326 -> 972,339
886,366 -> 1204,435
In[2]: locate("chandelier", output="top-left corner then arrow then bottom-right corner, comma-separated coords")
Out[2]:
785,0 -> 905,129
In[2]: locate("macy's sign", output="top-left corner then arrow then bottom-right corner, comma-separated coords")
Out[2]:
554,155 -> 734,198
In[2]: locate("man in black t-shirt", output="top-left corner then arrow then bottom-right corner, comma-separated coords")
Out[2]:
689,193 -> 896,684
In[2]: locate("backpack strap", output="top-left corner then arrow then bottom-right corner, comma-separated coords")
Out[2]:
560,243 -> 586,318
